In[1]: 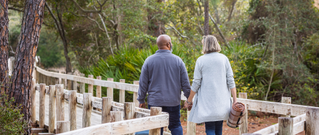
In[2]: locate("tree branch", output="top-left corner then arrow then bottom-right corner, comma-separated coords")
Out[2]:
8,6 -> 24,12
227,0 -> 237,22
93,6 -> 114,56
208,13 -> 231,49
71,0 -> 107,13
45,3 -> 61,31
86,16 -> 106,32
165,26 -> 187,38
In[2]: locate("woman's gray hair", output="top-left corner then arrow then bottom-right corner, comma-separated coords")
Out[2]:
202,35 -> 221,54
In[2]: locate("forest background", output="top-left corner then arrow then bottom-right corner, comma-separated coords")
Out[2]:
7,0 -> 319,106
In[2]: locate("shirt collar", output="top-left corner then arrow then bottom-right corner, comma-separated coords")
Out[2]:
156,49 -> 172,54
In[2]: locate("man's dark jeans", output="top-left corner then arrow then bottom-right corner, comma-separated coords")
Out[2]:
135,105 -> 183,135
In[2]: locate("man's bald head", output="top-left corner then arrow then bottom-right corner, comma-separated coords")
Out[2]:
156,35 -> 171,50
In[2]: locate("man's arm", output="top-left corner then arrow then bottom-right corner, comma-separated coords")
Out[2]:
180,61 -> 191,98
137,62 -> 149,107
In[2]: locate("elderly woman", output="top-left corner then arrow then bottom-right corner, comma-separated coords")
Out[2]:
185,35 -> 237,135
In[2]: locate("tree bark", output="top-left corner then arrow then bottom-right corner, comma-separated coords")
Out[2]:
9,0 -> 46,134
204,0 -> 209,35
0,0 -> 9,94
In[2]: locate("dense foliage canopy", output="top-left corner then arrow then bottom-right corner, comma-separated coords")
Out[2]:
7,0 -> 319,105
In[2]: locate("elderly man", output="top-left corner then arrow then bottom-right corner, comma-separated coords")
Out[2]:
137,35 -> 191,135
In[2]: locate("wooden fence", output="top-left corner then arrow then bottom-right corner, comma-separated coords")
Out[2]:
30,80 -> 169,135
32,65 -> 319,135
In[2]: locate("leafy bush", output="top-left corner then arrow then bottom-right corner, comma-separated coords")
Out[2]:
80,38 -> 319,106
79,41 -> 261,100
0,94 -> 27,135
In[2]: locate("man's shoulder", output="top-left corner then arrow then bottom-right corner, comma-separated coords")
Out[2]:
171,54 -> 183,61
144,54 -> 157,62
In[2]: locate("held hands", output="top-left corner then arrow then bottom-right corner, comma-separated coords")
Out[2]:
184,101 -> 193,111
139,103 -> 146,108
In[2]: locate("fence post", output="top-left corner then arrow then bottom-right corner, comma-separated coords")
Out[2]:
149,107 -> 162,135
63,72 -> 67,89
56,121 -> 70,133
31,79 -> 36,125
8,57 -> 15,76
67,73 -> 72,90
83,93 -> 92,127
79,74 -> 85,94
124,102 -> 135,120
305,108 -> 319,135
96,76 -> 102,98
187,110 -> 196,135
69,90 -> 77,131
88,75 -> 94,94
56,84 -> 65,121
281,97 -> 291,117
49,85 -> 56,133
239,93 -> 248,135
39,83 -> 46,128
33,62 -> 36,81
102,97 -> 112,123
119,79 -> 125,103
73,75 -> 78,92
110,111 -> 123,122
124,102 -> 135,135
278,117 -> 293,135
133,81 -> 139,107
107,78 -> 114,98
36,68 -> 39,83
58,71 -> 62,84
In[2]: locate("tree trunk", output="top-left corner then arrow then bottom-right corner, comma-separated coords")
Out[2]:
0,0 -> 9,94
148,0 -> 165,37
9,0 -> 46,134
204,0 -> 209,35
45,3 -> 72,73
227,0 -> 237,22
56,5 -> 72,73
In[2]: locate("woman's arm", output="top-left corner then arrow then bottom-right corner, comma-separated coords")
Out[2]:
185,59 -> 202,110
184,90 -> 196,110
231,87 -> 237,104
226,57 -> 237,104
187,90 -> 196,103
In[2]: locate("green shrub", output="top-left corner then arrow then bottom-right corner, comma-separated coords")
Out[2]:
0,94 -> 27,135
80,39 -> 319,106
79,41 -> 261,101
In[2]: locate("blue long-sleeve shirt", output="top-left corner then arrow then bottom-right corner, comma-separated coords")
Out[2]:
137,50 -> 191,106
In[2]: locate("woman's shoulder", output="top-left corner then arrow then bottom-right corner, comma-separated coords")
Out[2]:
200,52 -> 228,60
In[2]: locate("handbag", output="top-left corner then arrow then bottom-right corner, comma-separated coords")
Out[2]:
227,102 -> 246,128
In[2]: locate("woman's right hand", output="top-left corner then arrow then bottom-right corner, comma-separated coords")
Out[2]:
233,97 -> 237,105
